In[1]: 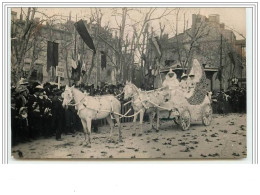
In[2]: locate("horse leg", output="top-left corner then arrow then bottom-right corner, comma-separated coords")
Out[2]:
132,111 -> 137,136
106,115 -> 114,141
80,119 -> 87,142
156,109 -> 160,132
114,114 -> 122,142
86,117 -> 92,145
148,111 -> 155,132
138,109 -> 144,136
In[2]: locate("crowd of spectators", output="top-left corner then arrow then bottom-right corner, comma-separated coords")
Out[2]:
211,85 -> 246,114
11,78 -> 124,146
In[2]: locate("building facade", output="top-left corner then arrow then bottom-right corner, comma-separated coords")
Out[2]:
148,14 -> 246,92
11,11 -> 130,87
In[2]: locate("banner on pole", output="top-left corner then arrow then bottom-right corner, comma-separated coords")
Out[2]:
74,20 -> 96,54
47,41 -> 59,72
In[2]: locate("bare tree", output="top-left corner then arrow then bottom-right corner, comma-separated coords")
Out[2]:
11,8 -> 37,82
11,8 -> 59,83
173,8 -> 210,71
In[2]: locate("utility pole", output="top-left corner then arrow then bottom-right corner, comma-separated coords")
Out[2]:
219,34 -> 223,91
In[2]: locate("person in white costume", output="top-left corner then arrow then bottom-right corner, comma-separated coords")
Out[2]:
162,69 -> 180,89
162,68 -> 180,100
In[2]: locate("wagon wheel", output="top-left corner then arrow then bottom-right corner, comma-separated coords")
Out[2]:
179,109 -> 191,131
202,104 -> 213,126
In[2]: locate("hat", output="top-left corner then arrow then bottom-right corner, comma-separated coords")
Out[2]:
18,78 -> 29,85
35,85 -> 43,89
16,86 -> 27,93
49,82 -> 58,86
181,73 -> 188,78
19,107 -> 28,115
167,68 -> 174,75
189,70 -> 195,76
34,85 -> 44,93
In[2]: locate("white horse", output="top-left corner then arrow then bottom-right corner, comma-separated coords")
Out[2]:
123,81 -> 166,136
62,86 -> 122,145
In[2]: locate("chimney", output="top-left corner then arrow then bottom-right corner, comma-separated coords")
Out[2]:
220,23 -> 225,29
192,14 -> 197,27
20,8 -> 23,21
209,14 -> 220,23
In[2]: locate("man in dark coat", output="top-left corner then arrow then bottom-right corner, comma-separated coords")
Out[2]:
26,89 -> 38,139
52,89 -> 65,141
17,107 -> 30,143
15,88 -> 28,111
11,97 -> 18,146
42,92 -> 53,137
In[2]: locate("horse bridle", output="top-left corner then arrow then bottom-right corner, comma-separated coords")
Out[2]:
63,89 -> 87,107
124,83 -> 140,99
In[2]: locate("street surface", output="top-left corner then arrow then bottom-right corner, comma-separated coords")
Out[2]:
12,113 -> 247,160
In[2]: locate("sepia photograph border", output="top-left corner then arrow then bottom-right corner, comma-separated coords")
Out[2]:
1,1 -> 258,164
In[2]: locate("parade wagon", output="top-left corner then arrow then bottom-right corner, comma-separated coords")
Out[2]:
155,59 -> 213,131
123,59 -> 213,134
159,93 -> 213,131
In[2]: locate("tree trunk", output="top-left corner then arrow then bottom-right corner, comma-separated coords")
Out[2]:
87,52 -> 96,83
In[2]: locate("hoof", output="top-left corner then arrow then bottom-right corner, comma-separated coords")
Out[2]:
132,133 -> 136,136
138,133 -> 142,137
156,130 -> 159,133
118,138 -> 123,143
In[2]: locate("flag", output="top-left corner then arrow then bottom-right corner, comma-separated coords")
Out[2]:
47,41 -> 53,72
151,36 -> 162,58
71,60 -> 81,81
47,41 -> 59,72
74,20 -> 96,54
53,42 -> 59,67
101,51 -> 106,70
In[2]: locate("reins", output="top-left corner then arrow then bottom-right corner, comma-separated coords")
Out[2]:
64,88 -> 143,119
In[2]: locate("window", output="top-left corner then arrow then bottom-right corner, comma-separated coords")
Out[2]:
30,63 -> 43,82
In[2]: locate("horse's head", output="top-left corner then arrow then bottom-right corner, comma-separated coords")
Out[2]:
123,81 -> 138,100
62,85 -> 73,108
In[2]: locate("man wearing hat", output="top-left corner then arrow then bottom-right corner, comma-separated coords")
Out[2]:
186,72 -> 196,98
15,87 -> 28,111
17,107 -> 30,143
180,73 -> 188,91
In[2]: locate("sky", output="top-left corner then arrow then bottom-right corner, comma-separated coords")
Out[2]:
11,7 -> 246,40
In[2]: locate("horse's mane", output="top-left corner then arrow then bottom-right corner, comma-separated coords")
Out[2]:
128,83 -> 141,93
71,87 -> 90,95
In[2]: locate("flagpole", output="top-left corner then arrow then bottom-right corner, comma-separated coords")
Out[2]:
65,49 -> 71,87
